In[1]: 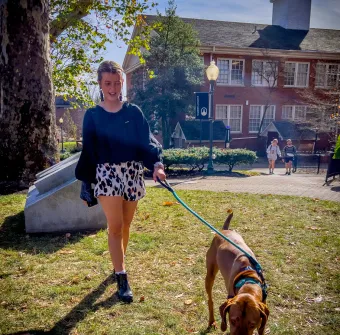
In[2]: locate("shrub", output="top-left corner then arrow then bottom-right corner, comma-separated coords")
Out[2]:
163,147 -> 257,172
214,148 -> 257,171
333,135 -> 340,159
60,151 -> 72,161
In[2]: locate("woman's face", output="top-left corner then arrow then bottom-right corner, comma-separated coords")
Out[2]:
99,72 -> 123,102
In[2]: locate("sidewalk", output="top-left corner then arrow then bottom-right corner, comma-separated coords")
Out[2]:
146,168 -> 340,202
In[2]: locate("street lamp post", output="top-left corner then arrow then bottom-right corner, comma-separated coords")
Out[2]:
205,61 -> 219,174
313,127 -> 319,154
59,117 -> 64,153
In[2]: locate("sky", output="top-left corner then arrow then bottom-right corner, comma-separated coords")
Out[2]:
101,0 -> 340,96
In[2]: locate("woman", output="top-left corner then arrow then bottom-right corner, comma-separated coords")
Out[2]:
282,139 -> 296,175
75,61 -> 166,303
266,139 -> 281,174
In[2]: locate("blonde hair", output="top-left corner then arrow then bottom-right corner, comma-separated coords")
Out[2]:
272,138 -> 278,143
97,61 -> 124,81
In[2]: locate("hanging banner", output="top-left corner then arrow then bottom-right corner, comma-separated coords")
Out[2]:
195,92 -> 209,120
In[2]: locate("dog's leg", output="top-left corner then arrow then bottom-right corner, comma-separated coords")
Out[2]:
205,245 -> 219,328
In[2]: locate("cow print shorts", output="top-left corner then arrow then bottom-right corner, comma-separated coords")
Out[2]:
94,161 -> 146,201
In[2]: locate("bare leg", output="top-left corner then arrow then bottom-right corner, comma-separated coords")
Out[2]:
122,200 -> 138,254
98,196 -> 125,272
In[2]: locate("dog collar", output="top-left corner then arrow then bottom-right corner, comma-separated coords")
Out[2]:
234,277 -> 262,290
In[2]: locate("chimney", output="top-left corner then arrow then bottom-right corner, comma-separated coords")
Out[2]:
270,0 -> 311,30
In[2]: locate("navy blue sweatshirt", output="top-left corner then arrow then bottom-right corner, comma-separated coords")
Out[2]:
75,102 -> 162,184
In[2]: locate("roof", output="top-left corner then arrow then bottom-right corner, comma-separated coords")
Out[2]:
261,121 -> 316,140
144,15 -> 340,53
178,120 -> 227,141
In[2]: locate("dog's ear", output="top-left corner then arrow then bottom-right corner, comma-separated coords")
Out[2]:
257,302 -> 270,335
219,299 -> 233,332
222,212 -> 233,230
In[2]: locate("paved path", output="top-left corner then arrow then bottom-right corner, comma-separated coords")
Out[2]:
146,168 -> 340,202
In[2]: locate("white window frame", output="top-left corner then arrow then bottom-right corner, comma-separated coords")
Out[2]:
315,63 -> 340,89
251,60 -> 278,87
249,105 -> 276,133
215,104 -> 243,133
216,58 -> 245,86
282,105 -> 307,121
284,62 -> 310,88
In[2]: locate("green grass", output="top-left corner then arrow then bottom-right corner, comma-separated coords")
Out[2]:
0,189 -> 339,335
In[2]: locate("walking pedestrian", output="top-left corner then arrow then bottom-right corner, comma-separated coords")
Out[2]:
266,139 -> 281,174
75,60 -> 166,303
282,139 -> 297,175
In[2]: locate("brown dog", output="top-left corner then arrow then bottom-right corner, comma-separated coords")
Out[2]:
205,213 -> 269,335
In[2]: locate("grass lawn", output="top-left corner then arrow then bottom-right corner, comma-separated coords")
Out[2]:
0,189 -> 339,335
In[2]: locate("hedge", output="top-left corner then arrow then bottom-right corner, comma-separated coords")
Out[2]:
58,145 -> 257,171
163,147 -> 257,172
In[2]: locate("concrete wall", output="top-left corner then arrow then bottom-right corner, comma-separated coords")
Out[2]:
272,0 -> 311,30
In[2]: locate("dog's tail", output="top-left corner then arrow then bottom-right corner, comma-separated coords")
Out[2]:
222,212 -> 233,230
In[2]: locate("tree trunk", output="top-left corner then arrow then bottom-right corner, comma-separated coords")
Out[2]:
161,117 -> 171,149
0,0 -> 56,186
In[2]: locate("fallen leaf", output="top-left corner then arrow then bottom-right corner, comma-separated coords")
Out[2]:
139,295 -> 145,302
175,293 -> 184,298
162,201 -> 178,206
306,226 -> 321,230
58,250 -> 75,254
184,299 -> 193,305
102,251 -> 109,256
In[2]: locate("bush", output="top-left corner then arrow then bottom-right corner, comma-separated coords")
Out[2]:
333,135 -> 340,159
214,148 -> 257,171
163,147 -> 210,171
163,147 -> 257,172
60,151 -> 72,161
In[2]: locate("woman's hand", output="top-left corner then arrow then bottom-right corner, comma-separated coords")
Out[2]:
153,167 -> 166,182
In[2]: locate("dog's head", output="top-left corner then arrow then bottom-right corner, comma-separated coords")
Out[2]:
219,294 -> 269,335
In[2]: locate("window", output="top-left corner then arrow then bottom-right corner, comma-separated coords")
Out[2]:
252,60 -> 278,86
282,106 -> 307,121
215,105 -> 242,132
316,63 -> 340,88
217,58 -> 244,85
284,62 -> 309,87
249,105 -> 276,133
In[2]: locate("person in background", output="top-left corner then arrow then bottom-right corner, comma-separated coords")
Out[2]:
75,60 -> 166,303
282,139 -> 297,175
266,138 -> 281,174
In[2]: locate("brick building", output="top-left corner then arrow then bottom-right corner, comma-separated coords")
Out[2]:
123,0 -> 340,152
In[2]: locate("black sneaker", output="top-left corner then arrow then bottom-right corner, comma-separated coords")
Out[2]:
116,273 -> 133,303
288,172 -> 291,175
285,171 -> 288,175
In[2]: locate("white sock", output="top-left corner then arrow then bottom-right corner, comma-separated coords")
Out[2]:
116,270 -> 126,275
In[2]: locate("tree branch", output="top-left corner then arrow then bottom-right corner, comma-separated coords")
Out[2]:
50,0 -> 95,39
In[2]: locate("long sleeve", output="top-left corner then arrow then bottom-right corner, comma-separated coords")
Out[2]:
277,147 -> 281,157
75,109 -> 97,183
134,106 -> 163,170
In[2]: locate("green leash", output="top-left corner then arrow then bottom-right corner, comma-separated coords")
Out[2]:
157,178 -> 267,293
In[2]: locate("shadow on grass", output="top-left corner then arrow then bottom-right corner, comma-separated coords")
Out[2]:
0,211 -> 101,255
6,274 -> 120,335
